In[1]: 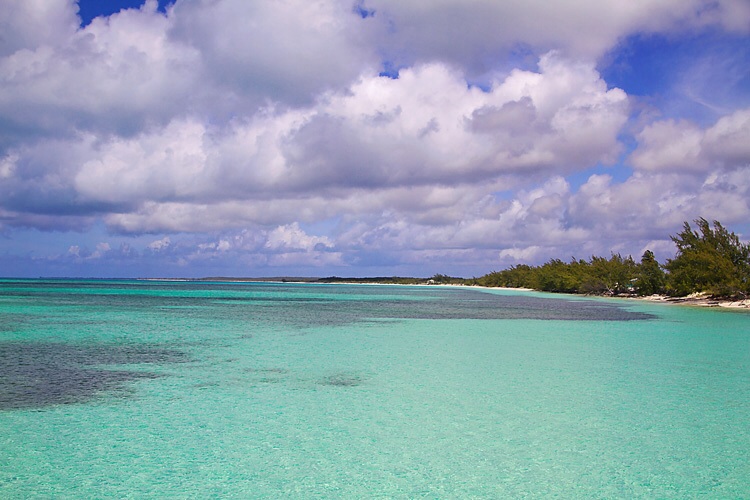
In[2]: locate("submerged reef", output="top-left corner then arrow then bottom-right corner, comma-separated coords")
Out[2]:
0,342 -> 190,410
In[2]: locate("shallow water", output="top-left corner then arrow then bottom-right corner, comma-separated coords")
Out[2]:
1,280 -> 748,497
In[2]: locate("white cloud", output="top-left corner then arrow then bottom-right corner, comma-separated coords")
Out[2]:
74,120 -> 209,204
0,0 -> 79,57
0,1 -> 199,141
631,107 -> 750,172
702,108 -> 750,167
168,0 -> 377,107
565,166 -> 750,249
0,0 -> 748,276
364,0 -> 750,72
64,241 -> 112,261
498,246 -> 545,264
47,53 -> 626,234
630,120 -> 706,172
0,153 -> 17,179
90,242 -> 111,259
148,236 -> 171,251
265,223 -> 333,252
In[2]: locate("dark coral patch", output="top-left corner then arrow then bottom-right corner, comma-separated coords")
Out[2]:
0,342 -> 190,410
321,373 -> 364,387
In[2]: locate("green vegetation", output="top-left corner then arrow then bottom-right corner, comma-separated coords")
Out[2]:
664,218 -> 749,297
473,218 -> 749,299
474,253 -> 653,295
240,219 -> 747,300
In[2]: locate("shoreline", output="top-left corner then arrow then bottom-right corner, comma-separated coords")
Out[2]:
629,293 -> 750,309
300,280 -> 750,309
419,283 -> 750,309
192,279 -> 750,309
431,283 -> 750,310
472,286 -> 750,310
7,276 -> 746,309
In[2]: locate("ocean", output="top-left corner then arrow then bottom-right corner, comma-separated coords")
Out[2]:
1,279 -> 748,497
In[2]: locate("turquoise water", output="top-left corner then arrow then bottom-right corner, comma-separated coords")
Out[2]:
1,280 -> 748,497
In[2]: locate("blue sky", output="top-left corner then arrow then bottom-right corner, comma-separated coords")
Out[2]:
77,0 -> 173,26
1,0 -> 749,278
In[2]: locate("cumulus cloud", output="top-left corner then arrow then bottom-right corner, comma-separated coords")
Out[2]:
91,242 -> 111,258
265,223 -> 333,252
0,1 -> 198,145
363,0 -> 750,73
0,0 -> 748,276
631,107 -> 750,172
148,236 -> 171,251
159,224 -> 345,270
0,0 -> 80,57
168,0 -> 377,108
262,223 -> 343,267
64,241 -> 111,261
5,52 -> 627,235
498,246 -> 545,265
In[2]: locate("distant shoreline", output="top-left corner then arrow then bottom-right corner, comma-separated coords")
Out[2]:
185,278 -> 750,309
5,276 -> 747,309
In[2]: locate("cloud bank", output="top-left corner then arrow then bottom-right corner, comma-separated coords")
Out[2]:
1,0 -> 748,277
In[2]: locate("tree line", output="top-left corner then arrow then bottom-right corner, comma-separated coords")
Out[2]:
472,218 -> 750,299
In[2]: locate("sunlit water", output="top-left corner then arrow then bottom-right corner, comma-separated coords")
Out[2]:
1,280 -> 748,497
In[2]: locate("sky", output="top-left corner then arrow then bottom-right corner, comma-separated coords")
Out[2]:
1,0 -> 749,278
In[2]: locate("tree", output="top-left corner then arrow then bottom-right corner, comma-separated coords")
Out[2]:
533,259 -> 575,292
636,250 -> 665,296
665,218 -> 750,297
472,219 -> 746,298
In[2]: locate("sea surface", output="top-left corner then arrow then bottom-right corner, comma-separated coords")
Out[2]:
1,279 -> 748,498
